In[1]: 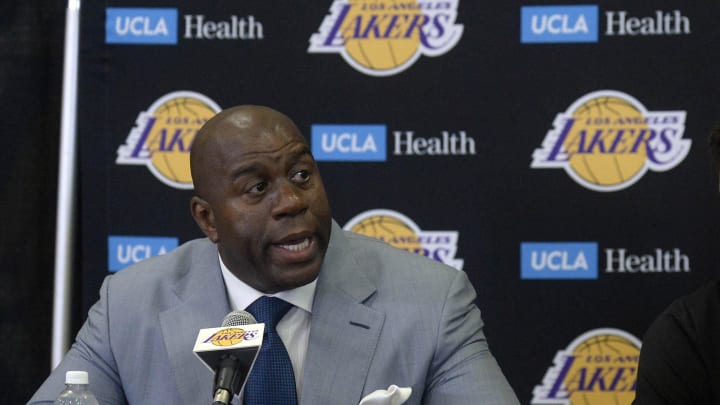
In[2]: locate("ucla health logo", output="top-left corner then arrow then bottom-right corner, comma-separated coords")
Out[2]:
521,5 -> 598,43
308,0 -> 464,77
106,8 -> 178,44
532,328 -> 640,404
312,124 -> 386,161
531,90 -> 690,192
116,91 -> 221,189
521,242 -> 598,280
108,236 -> 179,272
344,209 -> 463,269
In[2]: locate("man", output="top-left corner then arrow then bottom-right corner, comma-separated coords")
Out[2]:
29,105 -> 519,404
632,127 -> 720,404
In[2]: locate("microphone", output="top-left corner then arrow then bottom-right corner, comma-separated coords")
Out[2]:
193,310 -> 265,405
213,311 -> 257,404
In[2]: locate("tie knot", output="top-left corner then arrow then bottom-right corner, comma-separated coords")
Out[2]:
246,296 -> 293,330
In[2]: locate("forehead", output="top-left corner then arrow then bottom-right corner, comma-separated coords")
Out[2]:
210,113 -> 305,156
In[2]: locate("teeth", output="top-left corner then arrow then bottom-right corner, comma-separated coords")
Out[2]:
279,238 -> 310,251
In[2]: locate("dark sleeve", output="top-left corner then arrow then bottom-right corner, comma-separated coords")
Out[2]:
633,286 -> 717,405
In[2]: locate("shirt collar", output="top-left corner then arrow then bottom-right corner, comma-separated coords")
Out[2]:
219,253 -> 316,314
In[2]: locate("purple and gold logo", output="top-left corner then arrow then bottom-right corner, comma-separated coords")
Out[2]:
531,90 -> 690,192
116,91 -> 221,189
532,328 -> 640,404
343,209 -> 463,269
203,328 -> 260,347
308,0 -> 464,76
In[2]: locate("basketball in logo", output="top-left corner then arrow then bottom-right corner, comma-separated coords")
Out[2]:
532,328 -> 641,404
343,209 -> 465,270
531,90 -> 690,192
565,96 -> 648,188
348,213 -> 423,253
209,328 -> 246,347
116,91 -> 222,189
308,0 -> 464,77
341,0 -> 422,72
148,97 -> 217,185
563,333 -> 639,404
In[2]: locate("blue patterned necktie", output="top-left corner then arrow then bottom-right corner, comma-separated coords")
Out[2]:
244,296 -> 298,405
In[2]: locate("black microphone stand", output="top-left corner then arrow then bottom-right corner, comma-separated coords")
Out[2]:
211,356 -> 246,405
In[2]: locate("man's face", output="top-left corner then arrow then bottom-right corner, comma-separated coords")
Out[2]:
191,107 -> 332,293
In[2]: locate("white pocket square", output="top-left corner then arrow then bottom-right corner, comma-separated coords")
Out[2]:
359,384 -> 412,405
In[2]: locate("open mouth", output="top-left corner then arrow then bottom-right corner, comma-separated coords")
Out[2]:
277,237 -> 311,252
271,231 -> 320,265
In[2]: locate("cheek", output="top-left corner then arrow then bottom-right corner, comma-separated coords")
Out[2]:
219,206 -> 257,242
310,185 -> 330,211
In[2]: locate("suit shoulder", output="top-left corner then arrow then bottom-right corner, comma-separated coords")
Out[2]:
107,238 -> 215,287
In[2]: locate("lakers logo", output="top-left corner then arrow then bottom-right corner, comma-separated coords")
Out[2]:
343,209 -> 463,269
116,91 -> 221,189
308,0 -> 464,76
203,328 -> 247,347
532,328 -> 641,404
531,90 -> 690,192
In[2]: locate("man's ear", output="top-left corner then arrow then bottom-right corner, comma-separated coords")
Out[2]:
190,196 -> 219,242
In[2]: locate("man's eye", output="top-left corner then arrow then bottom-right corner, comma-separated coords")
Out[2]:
249,182 -> 268,194
291,170 -> 310,183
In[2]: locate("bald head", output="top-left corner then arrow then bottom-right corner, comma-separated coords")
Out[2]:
188,105 -> 331,293
190,105 -> 307,199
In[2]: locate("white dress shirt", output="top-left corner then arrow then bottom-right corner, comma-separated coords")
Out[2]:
219,255 -> 316,400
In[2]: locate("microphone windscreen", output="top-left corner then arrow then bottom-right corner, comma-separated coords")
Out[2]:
221,310 -> 257,327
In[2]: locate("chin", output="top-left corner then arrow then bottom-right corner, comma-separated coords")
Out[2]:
277,262 -> 321,290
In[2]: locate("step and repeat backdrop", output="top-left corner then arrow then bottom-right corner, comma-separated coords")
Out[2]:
77,1 -> 720,403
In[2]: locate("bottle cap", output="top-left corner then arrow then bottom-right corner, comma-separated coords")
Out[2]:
65,371 -> 89,385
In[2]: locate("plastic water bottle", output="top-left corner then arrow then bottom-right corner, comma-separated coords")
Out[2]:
54,371 -> 99,405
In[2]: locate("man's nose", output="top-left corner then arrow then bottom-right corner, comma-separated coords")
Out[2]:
271,180 -> 308,219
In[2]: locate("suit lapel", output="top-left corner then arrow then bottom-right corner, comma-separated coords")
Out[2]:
300,222 -> 385,404
158,241 -> 232,405
154,225 -> 385,404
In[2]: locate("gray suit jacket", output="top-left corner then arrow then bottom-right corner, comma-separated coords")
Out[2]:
29,221 -> 519,404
